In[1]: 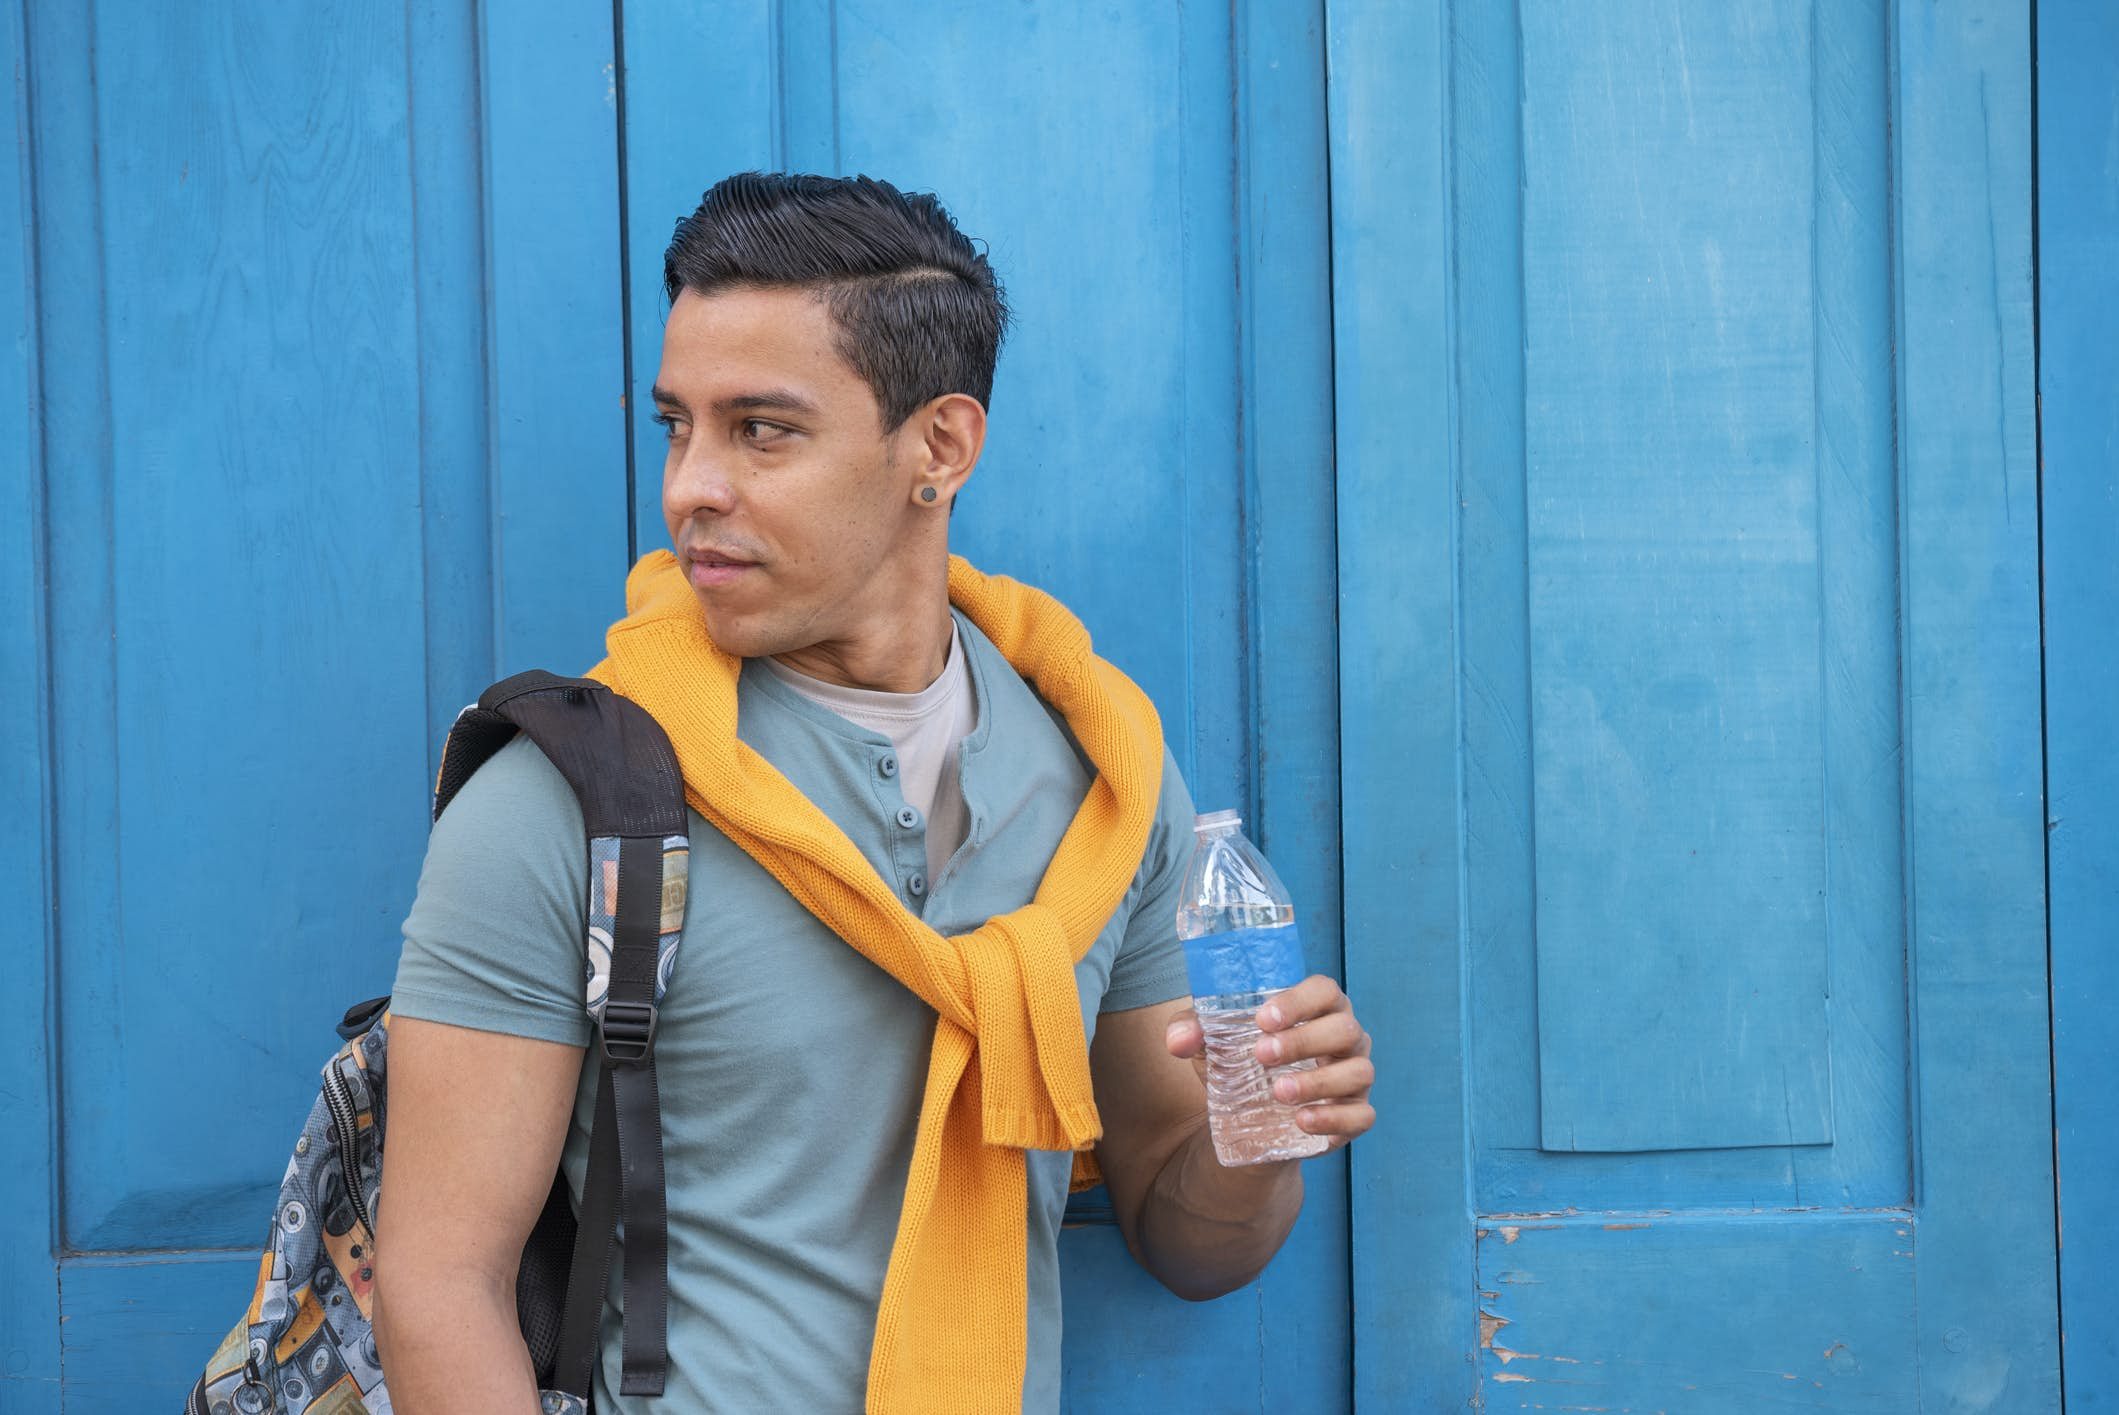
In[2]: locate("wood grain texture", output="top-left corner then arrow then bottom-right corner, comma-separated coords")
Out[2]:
2036,0 -> 2119,1405
828,0 -> 1248,817
1521,0 -> 1831,1155
618,1 -> 774,555
49,0 -> 432,1255
0,0 -> 61,1407
480,0 -> 630,675
1329,2 -> 1477,1409
411,0 -> 499,766
1893,0 -> 2060,1406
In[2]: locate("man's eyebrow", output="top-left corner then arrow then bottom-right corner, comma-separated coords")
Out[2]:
710,388 -> 821,417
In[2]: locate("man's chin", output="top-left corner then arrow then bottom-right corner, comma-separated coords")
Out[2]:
691,602 -> 789,661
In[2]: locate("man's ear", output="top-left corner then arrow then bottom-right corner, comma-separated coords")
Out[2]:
908,393 -> 986,510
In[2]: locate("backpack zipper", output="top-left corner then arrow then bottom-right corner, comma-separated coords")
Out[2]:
320,1056 -> 375,1240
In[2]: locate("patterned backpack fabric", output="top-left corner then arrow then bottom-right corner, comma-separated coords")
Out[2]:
187,672 -> 690,1414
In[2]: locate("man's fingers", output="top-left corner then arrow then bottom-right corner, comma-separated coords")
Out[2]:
1256,975 -> 1348,1031
1164,1010 -> 1204,1059
1270,1055 -> 1375,1107
1294,1100 -> 1376,1148
1254,1008 -> 1368,1066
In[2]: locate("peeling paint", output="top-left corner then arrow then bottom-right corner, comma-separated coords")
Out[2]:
1603,1223 -> 1649,1231
1491,1371 -> 1535,1383
1479,1310 -> 1512,1349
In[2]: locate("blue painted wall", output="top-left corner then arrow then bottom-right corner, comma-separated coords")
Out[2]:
2040,0 -> 2119,1407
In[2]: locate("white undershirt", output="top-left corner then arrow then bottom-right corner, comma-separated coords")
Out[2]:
762,620 -> 979,884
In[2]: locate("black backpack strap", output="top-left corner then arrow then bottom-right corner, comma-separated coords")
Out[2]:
438,670 -> 684,1398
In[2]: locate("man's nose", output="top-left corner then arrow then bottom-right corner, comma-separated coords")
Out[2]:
665,444 -> 737,518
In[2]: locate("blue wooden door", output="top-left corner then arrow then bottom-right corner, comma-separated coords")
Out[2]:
1,2 -> 632,1407
2,2 -> 1347,1410
1333,2 -> 2060,1410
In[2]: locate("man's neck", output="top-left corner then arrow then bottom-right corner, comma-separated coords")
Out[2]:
767,604 -> 955,693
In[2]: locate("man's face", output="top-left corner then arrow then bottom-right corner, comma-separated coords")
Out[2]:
652,286 -> 924,659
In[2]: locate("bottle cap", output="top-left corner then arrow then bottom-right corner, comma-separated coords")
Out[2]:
1194,809 -> 1242,833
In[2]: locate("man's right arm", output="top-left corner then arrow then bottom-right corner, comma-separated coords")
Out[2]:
374,1017 -> 582,1414
374,735 -> 597,1411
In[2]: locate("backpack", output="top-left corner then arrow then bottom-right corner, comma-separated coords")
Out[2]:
187,671 -> 690,1414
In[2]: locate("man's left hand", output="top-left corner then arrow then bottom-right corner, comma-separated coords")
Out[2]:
1164,974 -> 1376,1151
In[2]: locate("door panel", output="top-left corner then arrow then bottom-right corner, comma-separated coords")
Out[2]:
49,0 -> 433,1254
1337,0 -> 2057,1409
8,1 -> 628,1408
1470,0 -> 1906,1208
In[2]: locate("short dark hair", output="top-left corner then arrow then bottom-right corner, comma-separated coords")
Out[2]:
663,172 -> 1010,429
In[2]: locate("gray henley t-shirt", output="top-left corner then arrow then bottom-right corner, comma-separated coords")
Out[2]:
390,609 -> 1196,1414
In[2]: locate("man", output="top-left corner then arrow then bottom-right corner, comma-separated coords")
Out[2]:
374,172 -> 1375,1414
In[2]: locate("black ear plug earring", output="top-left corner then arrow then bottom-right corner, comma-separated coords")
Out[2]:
920,486 -> 939,503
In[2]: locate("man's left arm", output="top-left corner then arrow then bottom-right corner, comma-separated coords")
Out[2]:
1090,980 -> 1375,1301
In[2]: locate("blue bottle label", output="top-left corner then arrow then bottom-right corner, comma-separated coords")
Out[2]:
1180,923 -> 1307,1000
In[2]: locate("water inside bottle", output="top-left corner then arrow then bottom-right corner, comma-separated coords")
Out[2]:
1195,989 -> 1331,1166
1180,900 -> 1328,1165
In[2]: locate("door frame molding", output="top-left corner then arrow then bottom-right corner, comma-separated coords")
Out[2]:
4,0 -> 73,1404
1328,3 -> 1475,1409
2036,0 -> 2118,1403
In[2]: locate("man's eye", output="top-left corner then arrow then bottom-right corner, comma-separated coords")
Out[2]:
651,412 -> 685,441
741,418 -> 788,444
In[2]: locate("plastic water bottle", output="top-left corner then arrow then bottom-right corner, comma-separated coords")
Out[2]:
1176,810 -> 1329,1166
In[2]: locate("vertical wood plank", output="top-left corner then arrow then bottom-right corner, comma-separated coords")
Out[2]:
1237,0 -> 1346,1406
776,0 -> 840,176
0,0 -> 61,1405
828,0 -> 1245,810
1893,0 -> 2060,1405
618,0 -> 776,559
480,0 -> 630,674
410,0 -> 497,763
1327,1 -> 1476,1408
53,0 -> 432,1251
2038,0 -> 2119,1403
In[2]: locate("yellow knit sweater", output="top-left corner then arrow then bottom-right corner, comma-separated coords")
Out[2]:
588,551 -> 1164,1413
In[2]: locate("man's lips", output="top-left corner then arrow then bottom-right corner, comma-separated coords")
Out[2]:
684,550 -> 759,589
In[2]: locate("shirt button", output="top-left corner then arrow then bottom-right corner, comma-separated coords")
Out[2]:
908,873 -> 927,897
897,806 -> 921,829
879,755 -> 899,778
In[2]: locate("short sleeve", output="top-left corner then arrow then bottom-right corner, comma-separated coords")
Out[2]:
389,734 -> 593,1047
1100,744 -> 1198,1013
